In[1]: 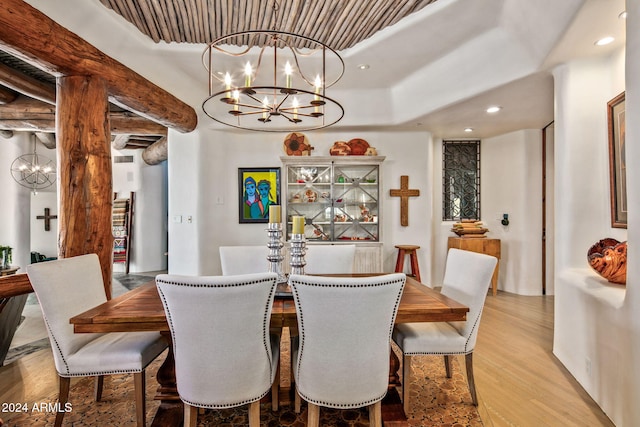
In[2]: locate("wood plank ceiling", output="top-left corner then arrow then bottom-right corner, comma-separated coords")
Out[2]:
98,0 -> 439,48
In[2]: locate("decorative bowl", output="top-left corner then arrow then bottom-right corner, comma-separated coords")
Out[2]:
587,238 -> 627,285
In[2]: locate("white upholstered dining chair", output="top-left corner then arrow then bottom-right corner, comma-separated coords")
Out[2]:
219,245 -> 269,275
289,273 -> 406,427
155,272 -> 280,427
392,248 -> 497,413
26,254 -> 168,427
303,244 -> 356,274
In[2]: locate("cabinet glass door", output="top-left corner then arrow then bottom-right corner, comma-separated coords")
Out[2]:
284,160 -> 380,242
332,164 -> 379,241
286,165 -> 333,241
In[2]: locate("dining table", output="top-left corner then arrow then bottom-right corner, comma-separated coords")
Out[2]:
70,273 -> 468,427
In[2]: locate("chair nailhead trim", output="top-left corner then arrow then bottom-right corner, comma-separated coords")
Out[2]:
182,389 -> 269,410
298,390 -> 387,409
290,275 -> 405,409
397,307 -> 484,356
157,275 -> 279,404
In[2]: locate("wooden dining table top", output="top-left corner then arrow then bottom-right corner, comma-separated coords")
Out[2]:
70,274 -> 469,333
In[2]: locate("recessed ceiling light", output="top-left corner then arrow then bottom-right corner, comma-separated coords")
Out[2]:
357,64 -> 370,70
619,11 -> 627,19
595,36 -> 615,46
464,127 -> 473,132
486,106 -> 501,114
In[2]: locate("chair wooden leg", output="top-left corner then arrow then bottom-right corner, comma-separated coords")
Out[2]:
184,403 -> 198,427
465,352 -> 478,406
402,354 -> 412,416
94,375 -> 104,401
290,326 -> 299,388
272,358 -> 280,411
134,372 -> 146,427
248,401 -> 260,427
444,355 -> 452,378
294,388 -> 302,413
369,401 -> 382,427
307,402 -> 320,427
55,376 -> 70,427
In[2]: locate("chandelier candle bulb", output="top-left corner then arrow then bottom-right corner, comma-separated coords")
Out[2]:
224,72 -> 232,98
314,75 -> 321,100
244,62 -> 252,87
232,90 -> 240,112
285,61 -> 293,89
269,205 -> 281,223
292,215 -> 305,234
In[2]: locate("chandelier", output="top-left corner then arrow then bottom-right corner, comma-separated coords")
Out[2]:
202,8 -> 345,132
10,134 -> 56,194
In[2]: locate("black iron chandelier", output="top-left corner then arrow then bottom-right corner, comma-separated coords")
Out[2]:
202,7 -> 345,132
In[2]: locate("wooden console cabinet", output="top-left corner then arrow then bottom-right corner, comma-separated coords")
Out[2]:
447,237 -> 501,295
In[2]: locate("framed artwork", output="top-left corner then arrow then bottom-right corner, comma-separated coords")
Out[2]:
607,92 -> 627,228
238,167 -> 281,223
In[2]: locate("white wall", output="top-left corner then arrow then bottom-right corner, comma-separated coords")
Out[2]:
0,133 -> 33,272
623,1 -> 640,420
431,130 -> 544,294
552,39 -> 638,424
168,123 -> 547,298
112,149 -> 168,273
483,130 -> 543,295
167,129 -> 434,277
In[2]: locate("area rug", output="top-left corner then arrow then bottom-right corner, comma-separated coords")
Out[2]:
3,341 -> 481,427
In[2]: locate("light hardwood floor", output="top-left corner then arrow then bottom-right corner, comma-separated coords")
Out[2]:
0,291 -> 615,426
474,292 -> 614,427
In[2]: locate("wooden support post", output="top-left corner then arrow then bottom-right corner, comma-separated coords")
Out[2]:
57,75 -> 114,299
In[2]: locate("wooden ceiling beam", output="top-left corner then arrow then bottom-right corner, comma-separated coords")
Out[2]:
0,0 -> 197,133
0,84 -> 18,104
34,131 -> 56,149
0,62 -> 56,105
0,95 -> 168,136
142,136 -> 168,165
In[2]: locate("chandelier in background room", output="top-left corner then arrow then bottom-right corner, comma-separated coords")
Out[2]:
10,133 -> 56,194
202,4 -> 345,132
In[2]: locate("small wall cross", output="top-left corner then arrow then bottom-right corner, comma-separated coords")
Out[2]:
36,207 -> 58,231
390,175 -> 420,226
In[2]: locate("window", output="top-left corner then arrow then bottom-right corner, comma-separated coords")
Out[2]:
442,140 -> 480,221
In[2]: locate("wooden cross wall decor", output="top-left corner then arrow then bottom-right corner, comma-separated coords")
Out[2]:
36,207 -> 57,231
390,175 -> 420,226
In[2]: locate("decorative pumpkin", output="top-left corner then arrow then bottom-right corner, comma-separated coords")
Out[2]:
347,138 -> 370,155
329,141 -> 351,156
283,132 -> 313,156
364,147 -> 378,156
587,238 -> 627,285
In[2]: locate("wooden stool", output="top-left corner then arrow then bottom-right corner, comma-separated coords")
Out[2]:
394,245 -> 421,282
